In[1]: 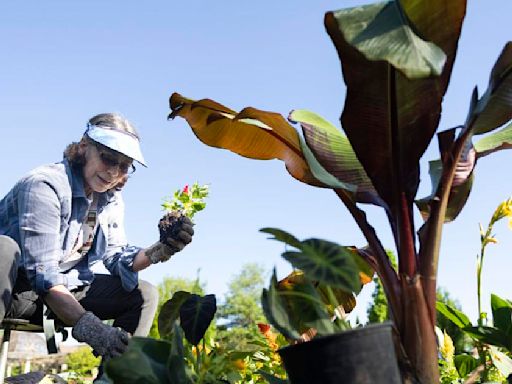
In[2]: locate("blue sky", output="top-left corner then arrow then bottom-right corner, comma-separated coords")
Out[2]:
1,1 -> 510,323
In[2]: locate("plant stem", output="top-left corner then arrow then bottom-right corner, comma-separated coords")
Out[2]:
333,189 -> 402,326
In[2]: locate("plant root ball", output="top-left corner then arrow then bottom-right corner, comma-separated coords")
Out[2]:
158,211 -> 187,246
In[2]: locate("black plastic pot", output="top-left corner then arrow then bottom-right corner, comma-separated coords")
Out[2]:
278,322 -> 402,384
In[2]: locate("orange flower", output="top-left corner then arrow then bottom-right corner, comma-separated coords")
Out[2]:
257,323 -> 279,351
232,359 -> 246,370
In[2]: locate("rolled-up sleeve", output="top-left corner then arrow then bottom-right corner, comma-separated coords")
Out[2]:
18,179 -> 66,294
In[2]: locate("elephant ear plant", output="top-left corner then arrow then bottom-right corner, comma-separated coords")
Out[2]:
106,291 -> 217,384
260,228 -> 373,342
168,1 -> 512,382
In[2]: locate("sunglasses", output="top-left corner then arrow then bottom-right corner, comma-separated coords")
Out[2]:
94,143 -> 136,175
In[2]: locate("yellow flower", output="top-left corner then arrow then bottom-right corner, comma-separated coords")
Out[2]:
491,198 -> 512,225
439,331 -> 455,361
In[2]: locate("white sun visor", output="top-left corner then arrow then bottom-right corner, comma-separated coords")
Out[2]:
85,124 -> 147,167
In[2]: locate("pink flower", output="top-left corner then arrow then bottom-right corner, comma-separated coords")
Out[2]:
183,185 -> 189,194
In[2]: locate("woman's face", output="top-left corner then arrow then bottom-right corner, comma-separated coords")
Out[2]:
81,140 -> 133,195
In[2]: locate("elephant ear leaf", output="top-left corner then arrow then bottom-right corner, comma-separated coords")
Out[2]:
106,338 -> 172,384
179,293 -> 217,345
169,93 -> 324,188
158,291 -> 192,340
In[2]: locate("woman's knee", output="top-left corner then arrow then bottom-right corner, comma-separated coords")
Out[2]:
0,236 -> 21,261
137,280 -> 159,309
0,236 -> 21,274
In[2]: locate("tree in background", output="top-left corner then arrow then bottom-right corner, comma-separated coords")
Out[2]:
216,263 -> 268,350
367,251 -> 397,323
149,272 -> 205,339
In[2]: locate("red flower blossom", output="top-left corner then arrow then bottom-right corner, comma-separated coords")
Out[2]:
182,184 -> 189,194
257,323 -> 271,334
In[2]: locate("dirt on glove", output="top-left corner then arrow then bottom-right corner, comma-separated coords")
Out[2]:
158,211 -> 187,246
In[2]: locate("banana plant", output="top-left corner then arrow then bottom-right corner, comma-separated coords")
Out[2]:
168,1 -> 512,382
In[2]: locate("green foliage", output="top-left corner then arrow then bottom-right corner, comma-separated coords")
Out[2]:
218,263 -> 267,328
170,3 -> 512,382
149,275 -> 205,339
162,182 -> 209,220
65,346 -> 101,377
366,251 -> 396,324
216,263 -> 267,351
108,287 -> 285,384
260,228 -> 371,342
436,288 -> 470,353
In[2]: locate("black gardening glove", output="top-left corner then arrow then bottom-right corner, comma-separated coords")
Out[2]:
146,215 -> 194,264
72,312 -> 129,358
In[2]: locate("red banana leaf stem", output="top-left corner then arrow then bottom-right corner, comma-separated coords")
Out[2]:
334,188 -> 402,327
419,126 -> 474,325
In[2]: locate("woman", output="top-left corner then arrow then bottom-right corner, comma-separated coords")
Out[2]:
0,113 -> 193,381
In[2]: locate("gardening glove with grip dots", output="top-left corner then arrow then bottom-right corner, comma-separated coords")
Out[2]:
146,215 -> 194,264
72,312 -> 129,358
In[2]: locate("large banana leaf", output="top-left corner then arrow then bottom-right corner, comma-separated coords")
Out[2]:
417,43 -> 512,221
468,42 -> 512,135
289,109 -> 382,206
415,159 -> 474,222
170,93 -> 382,204
325,0 -> 466,213
169,93 -> 323,188
475,122 -> 512,157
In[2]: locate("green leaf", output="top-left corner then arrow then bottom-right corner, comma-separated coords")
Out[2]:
330,2 -> 446,78
491,293 -> 512,336
475,122 -> 512,157
279,279 -> 336,336
470,43 -> 512,135
453,354 -> 478,378
158,291 -> 192,340
283,239 -> 361,293
167,324 -> 193,384
463,326 -> 510,350
106,337 -> 172,384
325,0 -> 465,213
259,227 -> 303,250
289,109 -> 381,205
179,294 -> 217,345
261,270 -> 302,341
435,301 -> 471,329
257,370 -> 289,384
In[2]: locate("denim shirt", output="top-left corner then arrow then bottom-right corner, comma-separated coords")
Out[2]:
0,159 -> 141,295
